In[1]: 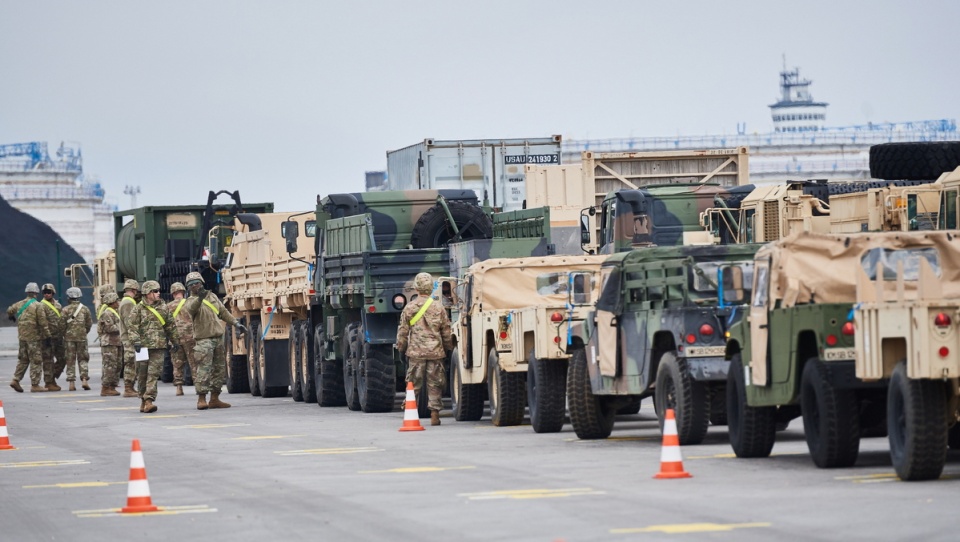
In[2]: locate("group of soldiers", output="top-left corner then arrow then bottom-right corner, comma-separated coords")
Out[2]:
7,271 -> 246,415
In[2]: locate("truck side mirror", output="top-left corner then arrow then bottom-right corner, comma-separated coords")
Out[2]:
721,265 -> 744,303
282,221 -> 299,253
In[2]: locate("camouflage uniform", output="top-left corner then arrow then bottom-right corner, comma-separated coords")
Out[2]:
127,281 -> 179,407
397,273 -> 453,420
97,292 -> 123,394
118,279 -> 140,395
38,285 -> 65,388
6,283 -> 50,391
63,290 -> 93,387
184,276 -> 236,400
165,283 -> 198,389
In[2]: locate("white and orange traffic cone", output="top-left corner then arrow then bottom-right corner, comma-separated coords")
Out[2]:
398,382 -> 425,432
654,409 -> 692,479
121,439 -> 160,513
0,401 -> 15,450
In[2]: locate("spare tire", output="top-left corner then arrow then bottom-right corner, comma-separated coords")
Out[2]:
410,200 -> 493,249
870,142 -> 960,181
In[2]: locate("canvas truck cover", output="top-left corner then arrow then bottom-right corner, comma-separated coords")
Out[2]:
759,230 -> 960,308
467,254 -> 608,311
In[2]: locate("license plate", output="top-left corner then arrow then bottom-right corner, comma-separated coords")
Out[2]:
822,348 -> 856,361
685,346 -> 726,357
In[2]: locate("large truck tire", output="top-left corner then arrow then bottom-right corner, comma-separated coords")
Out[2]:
887,361 -> 947,481
654,353 -> 709,445
259,339 -> 289,398
248,319 -> 262,397
726,354 -> 776,458
315,325 -> 346,407
526,352 -> 567,434
410,200 -> 493,249
800,359 -> 860,468
300,323 -> 317,403
450,350 -> 484,421
342,324 -> 361,411
358,345 -> 396,413
225,324 -> 250,394
289,323 -> 304,402
566,349 -> 615,439
869,141 -> 960,181
486,349 -> 526,426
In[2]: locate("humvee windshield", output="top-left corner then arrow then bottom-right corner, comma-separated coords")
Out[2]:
860,247 -> 941,281
536,271 -> 597,304
692,262 -> 754,295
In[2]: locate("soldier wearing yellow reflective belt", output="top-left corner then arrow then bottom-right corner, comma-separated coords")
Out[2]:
118,279 -> 141,397
38,283 -> 65,391
165,282 -> 198,396
127,280 -> 179,414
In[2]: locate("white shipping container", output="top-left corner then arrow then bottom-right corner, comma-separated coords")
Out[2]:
386,136 -> 562,212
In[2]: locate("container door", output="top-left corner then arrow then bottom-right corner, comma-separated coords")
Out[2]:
425,146 -> 489,201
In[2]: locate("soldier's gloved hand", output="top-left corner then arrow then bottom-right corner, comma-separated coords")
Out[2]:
134,344 -> 142,353
235,322 -> 247,335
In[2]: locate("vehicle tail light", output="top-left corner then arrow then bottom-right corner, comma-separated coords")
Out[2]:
367,306 -> 376,313
499,331 -> 508,340
699,324 -> 714,336
392,294 -> 406,310
685,334 -> 696,344
939,346 -> 950,357
553,336 -> 561,344
841,322 -> 855,336
550,312 -> 564,323
825,334 -> 838,346
934,313 -> 952,327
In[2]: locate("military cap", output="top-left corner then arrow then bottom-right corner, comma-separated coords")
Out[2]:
141,280 -> 161,294
414,272 -> 434,294
170,282 -> 186,294
123,279 -> 140,292
41,283 -> 56,294
102,292 -> 119,304
185,271 -> 203,286
66,287 -> 82,299
24,282 -> 40,294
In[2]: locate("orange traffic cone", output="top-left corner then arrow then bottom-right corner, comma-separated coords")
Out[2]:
654,409 -> 692,479
121,439 -> 160,513
0,401 -> 15,450
398,382 -> 425,432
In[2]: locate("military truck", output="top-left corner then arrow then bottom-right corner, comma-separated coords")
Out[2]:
448,254 -> 607,432
566,244 -> 760,441
852,231 -> 960,480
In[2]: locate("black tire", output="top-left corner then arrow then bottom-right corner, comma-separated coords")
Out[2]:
526,350 -> 568,434
616,397 -> 642,415
226,323 -> 250,394
888,361 -> 948,481
869,141 -> 960,181
450,350 -> 484,421
315,324 -> 345,407
248,320 -> 262,397
726,354 -> 776,458
410,200 -> 493,249
161,351 -> 173,383
566,349 -> 616,439
289,323 -> 304,402
654,353 -> 710,445
800,359 -> 861,468
258,338 -> 288,398
486,349 -> 526,426
300,323 -> 316,404
358,345 -> 396,413
343,324 -> 361,411
710,384 -> 727,426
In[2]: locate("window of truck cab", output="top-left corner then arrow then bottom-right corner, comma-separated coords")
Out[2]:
751,258 -> 770,308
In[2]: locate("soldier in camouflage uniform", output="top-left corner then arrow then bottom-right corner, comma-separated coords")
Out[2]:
38,283 -> 65,391
184,272 -> 245,410
62,287 -> 93,391
118,279 -> 141,397
6,282 -> 50,392
165,282 -> 197,396
97,291 -> 123,396
396,272 -> 453,426
127,280 -> 179,413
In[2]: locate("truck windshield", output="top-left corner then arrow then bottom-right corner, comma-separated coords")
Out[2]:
536,271 -> 597,303
860,247 -> 941,280
691,262 -> 754,295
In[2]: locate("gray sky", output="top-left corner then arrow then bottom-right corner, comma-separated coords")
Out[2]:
2,1 -> 958,212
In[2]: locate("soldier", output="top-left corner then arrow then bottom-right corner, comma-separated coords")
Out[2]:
396,272 -> 453,426
38,283 -> 65,391
97,291 -> 123,396
183,271 -> 246,410
127,280 -> 178,413
62,287 -> 94,391
118,279 -> 141,397
6,282 -> 50,392
165,282 -> 198,396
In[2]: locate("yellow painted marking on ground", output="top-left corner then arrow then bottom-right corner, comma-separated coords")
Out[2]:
23,481 -> 126,489
835,473 -> 897,482
275,447 -> 383,456
163,423 -> 250,430
231,434 -> 306,441
458,488 -> 605,500
611,522 -> 771,534
59,399 -> 107,403
360,466 -> 476,474
72,505 -> 217,518
122,414 -> 198,419
685,451 -> 807,460
89,406 -> 140,411
0,459 -> 89,468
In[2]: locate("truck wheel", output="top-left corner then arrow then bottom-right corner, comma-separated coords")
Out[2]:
258,338 -> 288,398
450,350 -> 483,421
342,325 -> 361,411
358,345 -> 396,413
654,353 -> 709,445
248,320 -> 262,397
410,200 -> 493,249
315,325 -> 345,407
888,361 -> 947,481
566,349 -> 615,439
226,323 -> 250,394
726,354 -> 776,458
526,351 -> 567,433
616,398 -> 642,415
709,384 -> 728,426
300,323 -> 316,403
869,141 -> 960,180
289,323 -> 304,402
800,359 -> 860,468
487,349 -> 526,426
161,351 -> 173,383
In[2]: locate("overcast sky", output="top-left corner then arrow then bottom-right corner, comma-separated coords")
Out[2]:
2,1 -> 958,212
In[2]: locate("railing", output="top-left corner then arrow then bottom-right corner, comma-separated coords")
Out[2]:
0,184 -> 105,201
0,161 -> 82,173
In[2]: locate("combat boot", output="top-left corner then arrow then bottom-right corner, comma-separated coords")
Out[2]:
208,392 -> 231,409
30,384 -> 46,392
9,380 -> 23,393
143,400 -> 157,414
81,378 -> 90,391
140,399 -> 146,413
69,381 -> 76,391
431,410 -> 441,426
197,393 -> 208,410
122,383 -> 138,398
101,386 -> 120,397
46,381 -> 62,392
176,384 -> 184,396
